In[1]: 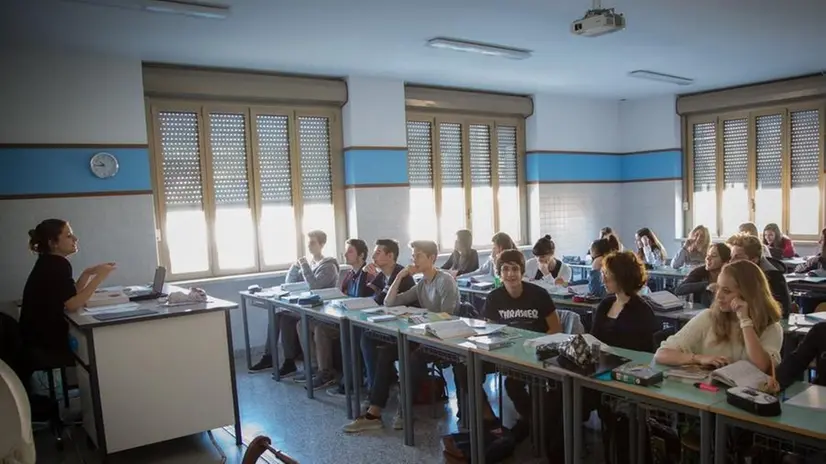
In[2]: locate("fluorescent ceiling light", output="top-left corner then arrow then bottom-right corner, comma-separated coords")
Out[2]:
142,0 -> 229,19
426,38 -> 532,60
628,70 -> 694,86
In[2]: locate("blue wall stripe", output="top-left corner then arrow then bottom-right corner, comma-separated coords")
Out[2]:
344,148 -> 408,186
527,150 -> 682,183
0,147 -> 151,196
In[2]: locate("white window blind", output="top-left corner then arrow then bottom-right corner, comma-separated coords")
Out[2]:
156,111 -> 210,274
208,113 -> 256,271
496,125 -> 521,242
754,114 -> 783,229
469,124 -> 494,245
691,121 -> 717,234
789,109 -> 821,234
406,120 -> 438,242
721,118 -> 749,235
297,116 -> 337,256
438,122 -> 466,246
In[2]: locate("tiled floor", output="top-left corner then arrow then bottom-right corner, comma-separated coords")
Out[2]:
34,356 -> 603,463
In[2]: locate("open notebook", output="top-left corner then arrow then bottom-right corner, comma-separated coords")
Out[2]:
710,360 -> 770,389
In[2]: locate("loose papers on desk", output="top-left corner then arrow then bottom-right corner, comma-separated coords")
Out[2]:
311,287 -> 347,301
280,281 -> 310,293
408,319 -> 506,340
785,385 -> 826,410
333,297 -> 379,311
531,281 -> 571,297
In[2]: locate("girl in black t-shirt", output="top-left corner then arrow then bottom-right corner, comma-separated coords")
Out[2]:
20,219 -> 116,381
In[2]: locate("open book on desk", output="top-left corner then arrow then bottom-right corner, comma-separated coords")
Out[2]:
710,360 -> 770,389
408,319 -> 505,340
332,297 -> 379,311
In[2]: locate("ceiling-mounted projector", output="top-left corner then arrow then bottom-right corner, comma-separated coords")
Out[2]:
571,0 -> 625,37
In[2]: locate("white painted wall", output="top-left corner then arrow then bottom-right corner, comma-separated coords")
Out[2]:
0,48 -> 156,303
619,95 -> 681,153
527,93 -> 621,152
342,76 -> 407,148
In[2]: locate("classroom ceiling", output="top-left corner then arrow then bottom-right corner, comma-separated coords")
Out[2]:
0,0 -> 823,99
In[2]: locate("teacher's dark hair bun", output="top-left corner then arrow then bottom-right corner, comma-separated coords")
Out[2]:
28,219 -> 68,254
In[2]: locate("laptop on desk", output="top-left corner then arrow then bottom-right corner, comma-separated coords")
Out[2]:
125,266 -> 167,301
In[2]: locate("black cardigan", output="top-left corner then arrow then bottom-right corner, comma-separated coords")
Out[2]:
441,249 -> 480,276
590,294 -> 659,353
777,322 -> 826,389
674,266 -> 715,307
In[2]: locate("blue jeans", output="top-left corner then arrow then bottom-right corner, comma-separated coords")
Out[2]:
360,329 -> 378,390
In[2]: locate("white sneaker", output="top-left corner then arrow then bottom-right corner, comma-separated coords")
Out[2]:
392,407 -> 404,430
342,415 -> 383,433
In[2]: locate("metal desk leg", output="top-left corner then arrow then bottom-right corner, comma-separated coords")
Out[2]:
570,376 -> 581,464
349,323 -> 360,416
531,382 -> 541,457
713,414 -> 726,464
628,405 -> 638,464
400,334 -> 414,446
700,410 -> 713,464
339,318 -> 353,420
269,307 -> 281,382
538,381 -> 547,459
637,404 -> 646,464
561,377 -> 574,464
301,313 -> 313,399
224,311 -> 243,445
241,297 -> 252,370
471,352 -> 486,464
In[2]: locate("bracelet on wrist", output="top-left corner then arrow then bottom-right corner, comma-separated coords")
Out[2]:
739,318 -> 754,329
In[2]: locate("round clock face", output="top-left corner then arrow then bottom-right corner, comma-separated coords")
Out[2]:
90,152 -> 119,179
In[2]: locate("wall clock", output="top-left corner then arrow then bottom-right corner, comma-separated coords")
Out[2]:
90,152 -> 119,179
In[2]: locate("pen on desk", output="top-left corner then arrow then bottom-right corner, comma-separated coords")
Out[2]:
693,382 -> 719,393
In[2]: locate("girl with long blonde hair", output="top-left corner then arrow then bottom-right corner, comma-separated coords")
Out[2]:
671,225 -> 710,269
655,260 -> 783,373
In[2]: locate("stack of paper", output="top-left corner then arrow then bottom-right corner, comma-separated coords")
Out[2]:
281,282 -> 310,293
87,289 -> 129,308
385,306 -> 428,316
311,287 -> 346,300
334,297 -> 379,311
647,291 -> 684,310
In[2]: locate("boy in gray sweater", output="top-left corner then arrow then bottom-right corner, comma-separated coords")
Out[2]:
250,230 -> 339,374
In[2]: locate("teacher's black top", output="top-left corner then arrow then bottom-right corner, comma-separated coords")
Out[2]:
20,254 -> 77,354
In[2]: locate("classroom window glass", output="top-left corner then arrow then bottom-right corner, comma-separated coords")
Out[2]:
151,105 -> 343,278
686,105 -> 823,240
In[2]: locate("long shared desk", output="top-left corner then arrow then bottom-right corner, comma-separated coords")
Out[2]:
239,289 -> 826,464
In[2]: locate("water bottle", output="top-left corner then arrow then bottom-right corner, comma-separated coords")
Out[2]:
493,274 -> 502,288
684,292 -> 694,309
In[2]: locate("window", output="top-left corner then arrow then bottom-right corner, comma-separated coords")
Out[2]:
406,115 -> 525,250
149,103 -> 343,278
686,104 -> 824,239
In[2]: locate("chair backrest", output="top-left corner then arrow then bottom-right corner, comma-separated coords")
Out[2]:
766,257 -> 786,273
653,327 -> 677,350
557,309 -> 584,335
457,302 -> 480,319
0,358 -> 35,464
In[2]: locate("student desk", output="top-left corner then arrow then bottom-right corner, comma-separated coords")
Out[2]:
711,381 -> 826,464
65,292 -> 241,455
570,349 -> 718,464
469,328 -> 575,464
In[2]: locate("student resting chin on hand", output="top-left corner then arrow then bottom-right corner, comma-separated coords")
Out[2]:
19,219 -> 116,388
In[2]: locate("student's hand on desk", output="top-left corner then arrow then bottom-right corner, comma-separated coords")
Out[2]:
695,354 -> 730,369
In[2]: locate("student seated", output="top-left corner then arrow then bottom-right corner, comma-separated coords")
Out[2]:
726,233 -> 792,317
592,251 -> 659,353
357,239 -> 416,398
250,230 -> 339,374
794,228 -> 826,275
774,322 -> 826,389
524,235 -> 572,285
467,249 -> 562,436
585,226 -> 623,256
342,240 -> 459,433
635,227 -> 668,267
587,239 -> 611,298
674,243 -> 732,307
671,225 -> 710,269
462,232 -> 516,279
19,220 -> 116,389
738,222 -> 772,257
655,260 -> 783,374
441,229 -> 479,277
307,239 -> 373,392
763,223 -> 796,259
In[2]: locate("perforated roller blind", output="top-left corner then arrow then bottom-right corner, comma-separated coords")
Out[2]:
692,122 -> 717,192
469,124 -> 492,186
406,121 -> 434,187
297,116 -> 333,204
157,111 -> 205,209
497,126 -> 518,187
439,122 -> 464,187
790,109 -> 821,188
754,114 -> 782,189
722,119 -> 748,187
209,113 -> 250,206
255,114 -> 293,205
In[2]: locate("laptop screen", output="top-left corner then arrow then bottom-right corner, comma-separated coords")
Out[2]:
152,266 -> 167,293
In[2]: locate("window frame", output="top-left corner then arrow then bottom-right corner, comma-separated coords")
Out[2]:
147,98 -> 345,280
406,111 -> 527,251
683,100 -> 826,242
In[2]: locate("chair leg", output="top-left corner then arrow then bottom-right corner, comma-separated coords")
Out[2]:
47,369 -> 57,403
60,367 -> 70,408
